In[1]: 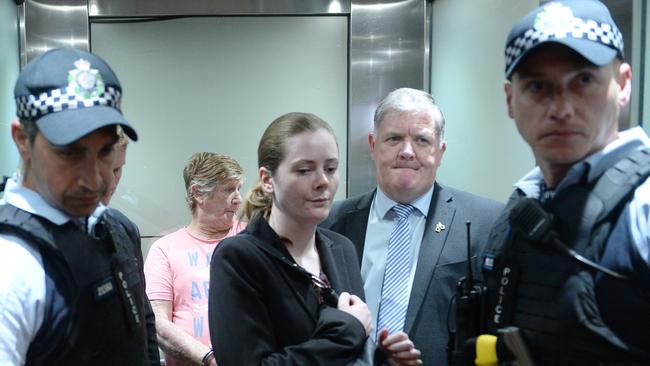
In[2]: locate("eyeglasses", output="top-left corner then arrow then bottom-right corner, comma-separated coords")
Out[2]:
309,273 -> 339,307
268,237 -> 340,308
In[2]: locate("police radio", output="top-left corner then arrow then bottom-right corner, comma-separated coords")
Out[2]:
510,198 -> 629,280
448,221 -> 486,365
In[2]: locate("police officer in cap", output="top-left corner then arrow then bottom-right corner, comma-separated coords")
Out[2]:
0,47 -> 160,365
463,0 -> 650,365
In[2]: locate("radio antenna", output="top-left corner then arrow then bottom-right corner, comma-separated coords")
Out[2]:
466,221 -> 474,288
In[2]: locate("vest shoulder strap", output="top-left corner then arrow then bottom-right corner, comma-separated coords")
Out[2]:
591,147 -> 650,222
0,204 -> 57,250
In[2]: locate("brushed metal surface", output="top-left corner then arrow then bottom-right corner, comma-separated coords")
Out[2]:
348,0 -> 428,196
88,0 -> 350,16
20,0 -> 88,65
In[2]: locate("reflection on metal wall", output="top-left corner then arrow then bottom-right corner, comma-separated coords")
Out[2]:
15,0 -> 431,197
19,0 -> 88,66
87,0 -> 350,16
348,0 -> 429,195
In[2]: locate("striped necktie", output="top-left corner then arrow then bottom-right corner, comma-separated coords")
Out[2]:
377,203 -> 415,336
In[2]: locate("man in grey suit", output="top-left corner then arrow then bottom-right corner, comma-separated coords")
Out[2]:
322,88 -> 503,366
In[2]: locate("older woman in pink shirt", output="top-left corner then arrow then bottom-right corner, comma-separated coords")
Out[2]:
144,152 -> 246,366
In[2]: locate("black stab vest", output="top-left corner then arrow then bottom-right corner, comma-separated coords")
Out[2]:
0,204 -> 152,366
483,148 -> 650,365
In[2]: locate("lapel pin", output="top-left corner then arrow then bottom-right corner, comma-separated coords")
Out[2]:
434,222 -> 446,233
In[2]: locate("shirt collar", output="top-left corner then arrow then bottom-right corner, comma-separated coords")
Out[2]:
374,184 -> 434,219
1,176 -> 101,229
86,204 -> 108,235
514,127 -> 650,198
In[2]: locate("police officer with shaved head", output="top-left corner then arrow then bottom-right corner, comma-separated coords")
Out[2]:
457,1 -> 650,365
0,48 -> 160,365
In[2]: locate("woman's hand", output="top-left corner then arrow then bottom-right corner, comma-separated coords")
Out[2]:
337,292 -> 372,336
377,329 -> 423,366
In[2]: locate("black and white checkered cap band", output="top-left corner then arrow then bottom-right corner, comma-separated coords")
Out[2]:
15,86 -> 122,119
505,18 -> 623,71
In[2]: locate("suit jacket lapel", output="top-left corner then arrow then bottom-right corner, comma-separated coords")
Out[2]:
344,191 -> 374,262
404,183 -> 456,334
317,230 -> 347,294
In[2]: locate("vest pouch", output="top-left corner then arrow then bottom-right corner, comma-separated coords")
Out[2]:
560,270 -> 636,362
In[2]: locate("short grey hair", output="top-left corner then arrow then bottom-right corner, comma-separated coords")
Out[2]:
373,88 -> 445,139
183,152 -> 244,215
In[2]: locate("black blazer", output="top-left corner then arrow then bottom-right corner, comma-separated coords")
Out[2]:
209,215 -> 367,366
321,183 -> 504,366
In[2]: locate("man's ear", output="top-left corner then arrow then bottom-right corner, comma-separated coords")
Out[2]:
259,167 -> 274,194
504,81 -> 514,118
368,132 -> 376,160
617,62 -> 632,107
11,120 -> 31,160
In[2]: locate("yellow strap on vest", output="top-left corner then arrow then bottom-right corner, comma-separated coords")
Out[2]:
475,334 -> 498,366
